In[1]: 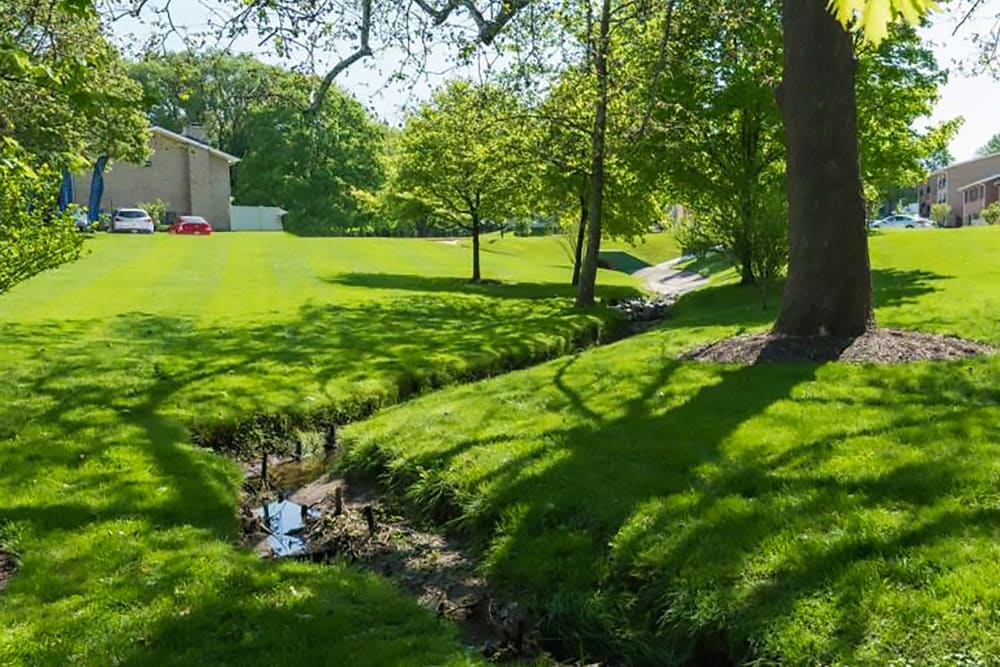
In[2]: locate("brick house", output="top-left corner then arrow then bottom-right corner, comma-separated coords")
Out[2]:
917,152 -> 1000,227
959,174 -> 1000,224
74,126 -> 240,231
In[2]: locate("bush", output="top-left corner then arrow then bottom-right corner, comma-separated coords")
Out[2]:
0,153 -> 82,294
931,202 -> 951,226
137,199 -> 168,226
982,202 -> 1000,226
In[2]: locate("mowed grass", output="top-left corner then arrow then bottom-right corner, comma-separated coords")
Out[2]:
341,227 -> 1000,666
0,232 -> 641,665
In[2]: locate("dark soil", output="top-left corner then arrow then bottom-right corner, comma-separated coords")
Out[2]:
0,549 -> 16,591
241,461 -> 559,663
682,328 -> 994,365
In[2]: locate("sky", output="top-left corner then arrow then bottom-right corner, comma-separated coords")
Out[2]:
111,1 -> 999,161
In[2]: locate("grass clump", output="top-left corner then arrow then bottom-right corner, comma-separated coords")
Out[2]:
341,227 -> 1000,665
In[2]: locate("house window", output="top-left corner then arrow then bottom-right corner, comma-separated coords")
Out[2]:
938,174 -> 947,190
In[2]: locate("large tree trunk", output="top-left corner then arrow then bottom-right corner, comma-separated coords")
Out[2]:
471,215 -> 481,282
572,192 -> 588,286
575,0 -> 611,308
774,0 -> 872,336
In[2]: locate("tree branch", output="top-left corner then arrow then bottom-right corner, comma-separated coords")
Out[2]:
305,0 -> 373,115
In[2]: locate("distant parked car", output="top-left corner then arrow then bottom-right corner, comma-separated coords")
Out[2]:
168,215 -> 213,235
111,208 -> 154,234
868,214 -> 934,230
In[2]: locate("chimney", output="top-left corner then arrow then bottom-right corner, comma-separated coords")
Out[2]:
183,123 -> 208,143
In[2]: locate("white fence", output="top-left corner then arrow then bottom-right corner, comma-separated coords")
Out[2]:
231,206 -> 286,232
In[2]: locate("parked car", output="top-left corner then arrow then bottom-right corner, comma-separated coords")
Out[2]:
168,215 -> 213,235
111,208 -> 154,234
868,214 -> 934,229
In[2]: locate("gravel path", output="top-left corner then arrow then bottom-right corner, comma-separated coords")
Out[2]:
634,256 -> 708,299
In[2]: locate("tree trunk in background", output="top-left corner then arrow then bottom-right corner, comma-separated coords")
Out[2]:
471,215 -> 481,282
572,192 -> 588,286
740,255 -> 755,286
774,0 -> 873,336
575,0 -> 611,308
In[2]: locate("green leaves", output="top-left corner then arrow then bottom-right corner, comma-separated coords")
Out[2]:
0,147 -> 82,294
827,0 -> 936,44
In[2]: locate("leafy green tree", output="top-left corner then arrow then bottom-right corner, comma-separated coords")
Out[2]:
978,133 -> 1000,157
387,80 -> 532,282
655,0 -> 785,286
129,51 -> 284,160
235,74 -> 385,235
530,65 -> 660,287
130,51 -> 384,235
0,0 -> 148,294
2,0 -> 148,166
856,25 -> 956,204
658,2 -> 950,289
0,148 -> 82,294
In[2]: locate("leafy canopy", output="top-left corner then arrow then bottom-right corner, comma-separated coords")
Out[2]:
387,80 -> 532,230
978,133 -> 1000,157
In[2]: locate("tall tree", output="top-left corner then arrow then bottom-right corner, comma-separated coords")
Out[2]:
387,80 -> 531,282
129,51 -> 285,159
659,3 -> 952,289
775,0 -> 872,336
235,73 -> 385,235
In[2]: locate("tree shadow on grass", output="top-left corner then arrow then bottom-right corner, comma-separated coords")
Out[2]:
378,350 -> 1000,664
0,286 -> 633,663
323,272 -> 640,302
871,267 -> 955,310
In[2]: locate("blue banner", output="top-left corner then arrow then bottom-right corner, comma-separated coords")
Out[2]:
87,156 -> 108,223
58,169 -> 74,212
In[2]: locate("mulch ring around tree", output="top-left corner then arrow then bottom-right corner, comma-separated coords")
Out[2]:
0,548 -> 16,591
681,328 -> 994,364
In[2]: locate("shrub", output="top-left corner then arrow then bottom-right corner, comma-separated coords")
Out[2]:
137,198 -> 168,226
0,153 -> 82,294
931,202 -> 951,226
982,202 -> 1000,226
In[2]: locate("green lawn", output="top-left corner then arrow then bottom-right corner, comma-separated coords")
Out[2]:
0,232 -> 639,665
341,227 -> 1000,666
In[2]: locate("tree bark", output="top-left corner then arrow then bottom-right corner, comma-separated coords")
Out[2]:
572,192 -> 588,286
740,256 -> 755,286
575,0 -> 612,308
471,215 -> 481,282
774,0 -> 873,336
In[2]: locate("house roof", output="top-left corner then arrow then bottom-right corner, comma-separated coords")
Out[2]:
957,173 -> 1000,191
930,151 -> 1000,176
152,126 -> 241,165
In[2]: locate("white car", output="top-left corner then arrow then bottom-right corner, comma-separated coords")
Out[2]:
869,214 -> 934,229
111,208 -> 154,234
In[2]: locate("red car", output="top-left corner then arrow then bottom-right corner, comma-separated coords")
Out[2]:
169,216 -> 213,235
